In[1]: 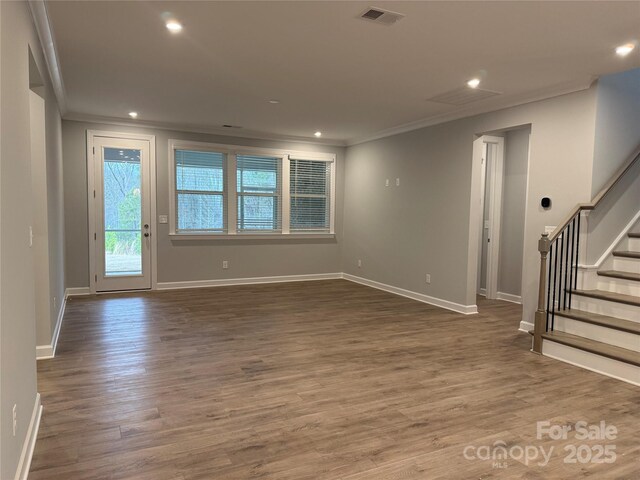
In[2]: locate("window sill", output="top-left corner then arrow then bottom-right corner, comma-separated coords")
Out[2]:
169,232 -> 336,241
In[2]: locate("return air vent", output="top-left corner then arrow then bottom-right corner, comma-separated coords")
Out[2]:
222,124 -> 242,129
359,7 -> 405,26
427,87 -> 502,106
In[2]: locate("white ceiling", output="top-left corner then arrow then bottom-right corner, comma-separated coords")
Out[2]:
46,1 -> 640,145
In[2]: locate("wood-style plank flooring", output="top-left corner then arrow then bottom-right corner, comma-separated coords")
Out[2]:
31,280 -> 639,479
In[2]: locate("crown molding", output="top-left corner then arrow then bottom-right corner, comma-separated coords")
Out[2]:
29,0 -> 68,115
63,112 -> 348,148
346,76 -> 597,146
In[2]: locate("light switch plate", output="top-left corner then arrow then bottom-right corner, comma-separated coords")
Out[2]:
159,215 -> 168,224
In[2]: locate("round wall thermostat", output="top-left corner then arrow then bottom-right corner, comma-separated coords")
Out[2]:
541,197 -> 552,209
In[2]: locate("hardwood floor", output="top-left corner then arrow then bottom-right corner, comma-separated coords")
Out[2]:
30,280 -> 639,479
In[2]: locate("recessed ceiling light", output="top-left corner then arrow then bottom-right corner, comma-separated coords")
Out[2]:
314,131 -> 322,138
615,43 -> 635,57
128,111 -> 138,118
268,99 -> 280,104
467,78 -> 481,89
166,21 -> 183,33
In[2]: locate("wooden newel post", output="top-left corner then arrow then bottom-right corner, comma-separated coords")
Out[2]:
533,232 -> 551,354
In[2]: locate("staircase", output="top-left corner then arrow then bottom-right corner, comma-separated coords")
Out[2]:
540,229 -> 640,385
531,146 -> 640,385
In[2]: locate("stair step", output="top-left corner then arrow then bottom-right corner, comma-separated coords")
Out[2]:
597,270 -> 640,282
628,232 -> 640,238
613,250 -> 640,259
572,289 -> 640,307
541,331 -> 640,367
556,309 -> 640,334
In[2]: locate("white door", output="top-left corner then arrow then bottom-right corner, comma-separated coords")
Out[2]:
93,137 -> 152,291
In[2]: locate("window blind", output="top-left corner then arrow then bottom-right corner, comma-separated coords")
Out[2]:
290,159 -> 331,232
236,155 -> 282,232
175,149 -> 226,232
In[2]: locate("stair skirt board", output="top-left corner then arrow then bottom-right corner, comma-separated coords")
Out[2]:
613,257 -> 640,273
571,297 -> 639,323
542,341 -> 640,386
596,276 -> 640,296
553,316 -> 640,352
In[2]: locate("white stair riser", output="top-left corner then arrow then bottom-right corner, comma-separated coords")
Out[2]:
553,316 -> 640,352
571,296 -> 640,323
542,341 -> 640,386
628,237 -> 640,250
596,276 -> 640,296
613,257 -> 640,273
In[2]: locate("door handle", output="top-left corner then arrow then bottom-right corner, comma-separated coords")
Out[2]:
144,224 -> 149,229
144,233 -> 150,237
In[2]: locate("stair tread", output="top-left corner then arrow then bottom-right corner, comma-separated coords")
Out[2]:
597,270 -> 640,282
613,250 -> 640,259
628,232 -> 640,238
556,308 -> 640,334
542,331 -> 640,367
572,289 -> 640,307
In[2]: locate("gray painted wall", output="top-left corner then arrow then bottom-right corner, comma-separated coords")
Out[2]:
592,68 -> 640,197
1,1 -> 65,477
62,120 -> 345,288
343,87 -> 597,325
498,127 -> 530,297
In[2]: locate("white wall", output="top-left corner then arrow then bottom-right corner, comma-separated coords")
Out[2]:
498,127 -> 530,298
0,2 -> 64,477
343,87 -> 597,324
62,120 -> 345,289
592,68 -> 640,197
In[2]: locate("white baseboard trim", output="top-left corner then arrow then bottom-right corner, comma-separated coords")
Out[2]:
14,393 -> 42,480
590,209 -> 640,268
519,320 -> 534,333
496,292 -> 522,304
36,293 -> 68,360
157,272 -> 343,291
65,287 -> 91,297
342,273 -> 478,315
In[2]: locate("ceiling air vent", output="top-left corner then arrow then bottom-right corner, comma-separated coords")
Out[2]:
427,87 -> 502,106
359,7 -> 405,26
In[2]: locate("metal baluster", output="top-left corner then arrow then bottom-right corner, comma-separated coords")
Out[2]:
574,213 -> 581,292
551,237 -> 560,331
546,243 -> 553,332
569,216 -> 577,309
563,221 -> 572,310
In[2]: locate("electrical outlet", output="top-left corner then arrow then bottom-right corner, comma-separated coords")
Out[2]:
357,259 -> 362,268
158,215 -> 168,224
222,260 -> 229,269
426,274 -> 431,284
12,404 -> 17,436
385,179 -> 390,187
396,178 -> 400,186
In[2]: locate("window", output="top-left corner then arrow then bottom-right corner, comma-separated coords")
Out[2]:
290,158 -> 331,232
169,140 -> 335,238
175,149 -> 226,232
236,155 -> 282,232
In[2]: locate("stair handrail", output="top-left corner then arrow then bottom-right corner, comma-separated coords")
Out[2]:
533,143 -> 640,353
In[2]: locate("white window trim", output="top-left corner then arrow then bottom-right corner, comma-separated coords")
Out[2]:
168,139 -> 336,239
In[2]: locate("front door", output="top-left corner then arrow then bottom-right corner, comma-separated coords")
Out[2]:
93,136 -> 152,291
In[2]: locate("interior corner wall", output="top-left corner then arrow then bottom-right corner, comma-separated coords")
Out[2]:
0,1 -> 65,477
62,120 -> 345,289
342,87 -> 597,324
497,127 -> 530,298
592,68 -> 640,197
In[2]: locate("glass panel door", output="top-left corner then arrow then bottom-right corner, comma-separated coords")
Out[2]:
103,147 -> 143,276
94,137 -> 151,291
